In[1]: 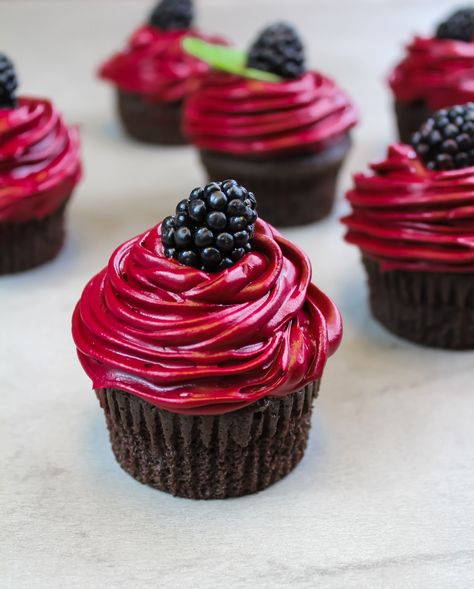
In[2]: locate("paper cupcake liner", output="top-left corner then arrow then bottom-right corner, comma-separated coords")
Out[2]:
363,257 -> 474,349
199,135 -> 351,227
117,90 -> 187,146
0,200 -> 69,275
394,99 -> 432,144
96,381 -> 320,499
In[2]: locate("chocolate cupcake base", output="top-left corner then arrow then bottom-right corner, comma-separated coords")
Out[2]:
117,90 -> 187,146
394,100 -> 432,144
96,381 -> 319,499
0,200 -> 69,275
199,135 -> 351,227
363,257 -> 474,349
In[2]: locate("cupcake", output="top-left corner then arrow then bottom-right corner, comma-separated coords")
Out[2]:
389,7 -> 474,143
0,54 -> 81,275
184,23 -> 358,227
98,0 -> 227,145
72,180 -> 342,499
343,103 -> 474,349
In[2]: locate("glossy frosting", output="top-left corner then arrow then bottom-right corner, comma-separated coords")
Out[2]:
343,143 -> 474,272
389,36 -> 474,109
0,97 -> 81,222
72,219 -> 342,415
99,26 -> 226,103
184,71 -> 358,157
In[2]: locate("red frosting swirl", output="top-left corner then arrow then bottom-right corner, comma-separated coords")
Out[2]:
99,26 -> 227,103
184,71 -> 358,157
389,36 -> 474,109
343,144 -> 474,272
0,97 -> 81,222
72,219 -> 342,415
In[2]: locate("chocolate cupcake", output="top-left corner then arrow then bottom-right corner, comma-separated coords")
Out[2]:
183,23 -> 358,227
98,0 -> 227,145
0,54 -> 82,275
343,104 -> 474,349
72,180 -> 342,499
389,7 -> 474,143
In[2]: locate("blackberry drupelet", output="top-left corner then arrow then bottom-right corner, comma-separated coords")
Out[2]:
436,8 -> 474,42
149,0 -> 193,31
161,180 -> 258,272
0,54 -> 18,108
411,103 -> 474,170
247,22 -> 305,80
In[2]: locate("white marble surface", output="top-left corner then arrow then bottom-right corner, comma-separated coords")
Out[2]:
2,1 -> 474,588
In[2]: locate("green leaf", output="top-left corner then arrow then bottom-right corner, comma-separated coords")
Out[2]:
183,38 -> 246,72
182,37 -> 282,83
244,67 -> 282,83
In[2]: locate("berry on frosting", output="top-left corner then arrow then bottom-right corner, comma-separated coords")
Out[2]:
411,104 -> 474,170
161,180 -> 258,272
0,54 -> 18,108
247,22 -> 305,80
436,8 -> 474,42
148,0 -> 193,31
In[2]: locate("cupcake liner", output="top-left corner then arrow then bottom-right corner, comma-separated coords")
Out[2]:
363,257 -> 474,349
199,135 -> 351,227
394,100 -> 432,143
117,90 -> 187,146
96,381 -> 320,499
0,200 -> 69,275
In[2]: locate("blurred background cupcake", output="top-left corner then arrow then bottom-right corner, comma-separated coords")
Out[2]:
0,54 -> 82,275
343,103 -> 474,349
98,0 -> 228,145
389,6 -> 474,143
184,22 -> 358,227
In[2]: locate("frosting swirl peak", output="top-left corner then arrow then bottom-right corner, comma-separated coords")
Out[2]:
184,71 -> 358,157
0,97 -> 81,222
389,36 -> 474,109
99,26 -> 227,103
343,144 -> 474,272
72,219 -> 341,415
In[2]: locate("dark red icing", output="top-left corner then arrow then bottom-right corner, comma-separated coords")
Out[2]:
72,219 -> 342,415
184,71 -> 358,157
389,36 -> 474,109
0,97 -> 81,222
343,143 -> 474,272
99,26 -> 227,103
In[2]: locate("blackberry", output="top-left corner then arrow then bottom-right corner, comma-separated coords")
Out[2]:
148,0 -> 193,31
411,103 -> 474,170
247,22 -> 305,80
0,54 -> 18,108
436,8 -> 474,42
161,180 -> 258,272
